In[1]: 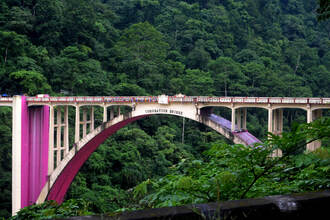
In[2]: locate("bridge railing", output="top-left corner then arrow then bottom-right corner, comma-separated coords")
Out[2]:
19,96 -> 330,105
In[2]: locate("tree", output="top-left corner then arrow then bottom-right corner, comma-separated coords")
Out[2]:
207,57 -> 248,96
317,0 -> 330,21
133,118 -> 330,208
9,70 -> 52,95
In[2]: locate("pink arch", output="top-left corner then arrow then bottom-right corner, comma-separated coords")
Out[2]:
46,113 -> 260,203
46,115 -> 147,203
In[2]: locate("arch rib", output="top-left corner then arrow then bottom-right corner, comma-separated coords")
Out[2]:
38,112 -> 261,204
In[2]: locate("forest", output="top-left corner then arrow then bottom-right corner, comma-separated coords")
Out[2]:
0,0 -> 329,218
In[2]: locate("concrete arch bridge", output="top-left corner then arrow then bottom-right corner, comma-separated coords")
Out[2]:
1,95 -> 329,215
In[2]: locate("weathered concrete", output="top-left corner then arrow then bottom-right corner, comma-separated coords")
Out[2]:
59,191 -> 330,220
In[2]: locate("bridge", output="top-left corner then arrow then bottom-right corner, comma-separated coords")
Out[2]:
1,95 -> 329,215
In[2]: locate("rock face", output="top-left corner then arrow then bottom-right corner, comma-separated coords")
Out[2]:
60,190 -> 330,220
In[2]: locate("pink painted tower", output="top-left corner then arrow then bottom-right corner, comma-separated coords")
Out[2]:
12,95 -> 50,215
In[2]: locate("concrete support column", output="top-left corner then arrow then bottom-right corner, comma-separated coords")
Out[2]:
268,108 -> 282,157
307,108 -> 312,123
231,108 -> 236,131
90,107 -> 94,131
12,96 -> 23,215
242,108 -> 247,130
268,108 -> 273,133
118,106 -> 121,116
110,108 -> 114,120
64,106 -> 69,155
75,105 -> 80,143
56,108 -> 62,166
273,109 -> 283,135
48,105 -> 54,174
103,106 -> 107,122
307,109 -> 322,151
236,109 -> 242,130
82,108 -> 87,137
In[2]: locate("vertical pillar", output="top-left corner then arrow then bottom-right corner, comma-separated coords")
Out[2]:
75,105 -> 80,143
307,108 -> 312,123
12,96 -> 23,215
268,108 -> 273,133
278,109 -> 283,134
64,106 -> 69,154
56,108 -> 62,166
273,109 -> 283,135
110,108 -> 114,120
242,108 -> 247,130
12,95 -> 50,215
268,108 -> 282,157
307,109 -> 322,151
83,108 -> 87,137
103,106 -> 107,122
90,106 -> 94,131
236,109 -> 242,130
231,108 -> 236,131
118,106 -> 121,116
48,105 -> 54,174
273,110 -> 278,134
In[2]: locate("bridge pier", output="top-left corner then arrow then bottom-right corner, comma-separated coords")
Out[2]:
103,106 -> 107,122
307,109 -> 322,151
12,96 -> 50,215
268,108 -> 283,157
232,108 -> 247,131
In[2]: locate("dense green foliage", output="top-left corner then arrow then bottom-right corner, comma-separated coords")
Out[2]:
9,199 -> 93,220
132,118 -> 330,209
0,0 -> 329,218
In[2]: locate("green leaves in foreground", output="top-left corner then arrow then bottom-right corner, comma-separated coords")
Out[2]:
133,118 -> 330,209
10,199 -> 93,220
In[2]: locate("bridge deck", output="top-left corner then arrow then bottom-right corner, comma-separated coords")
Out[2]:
208,114 -> 261,146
